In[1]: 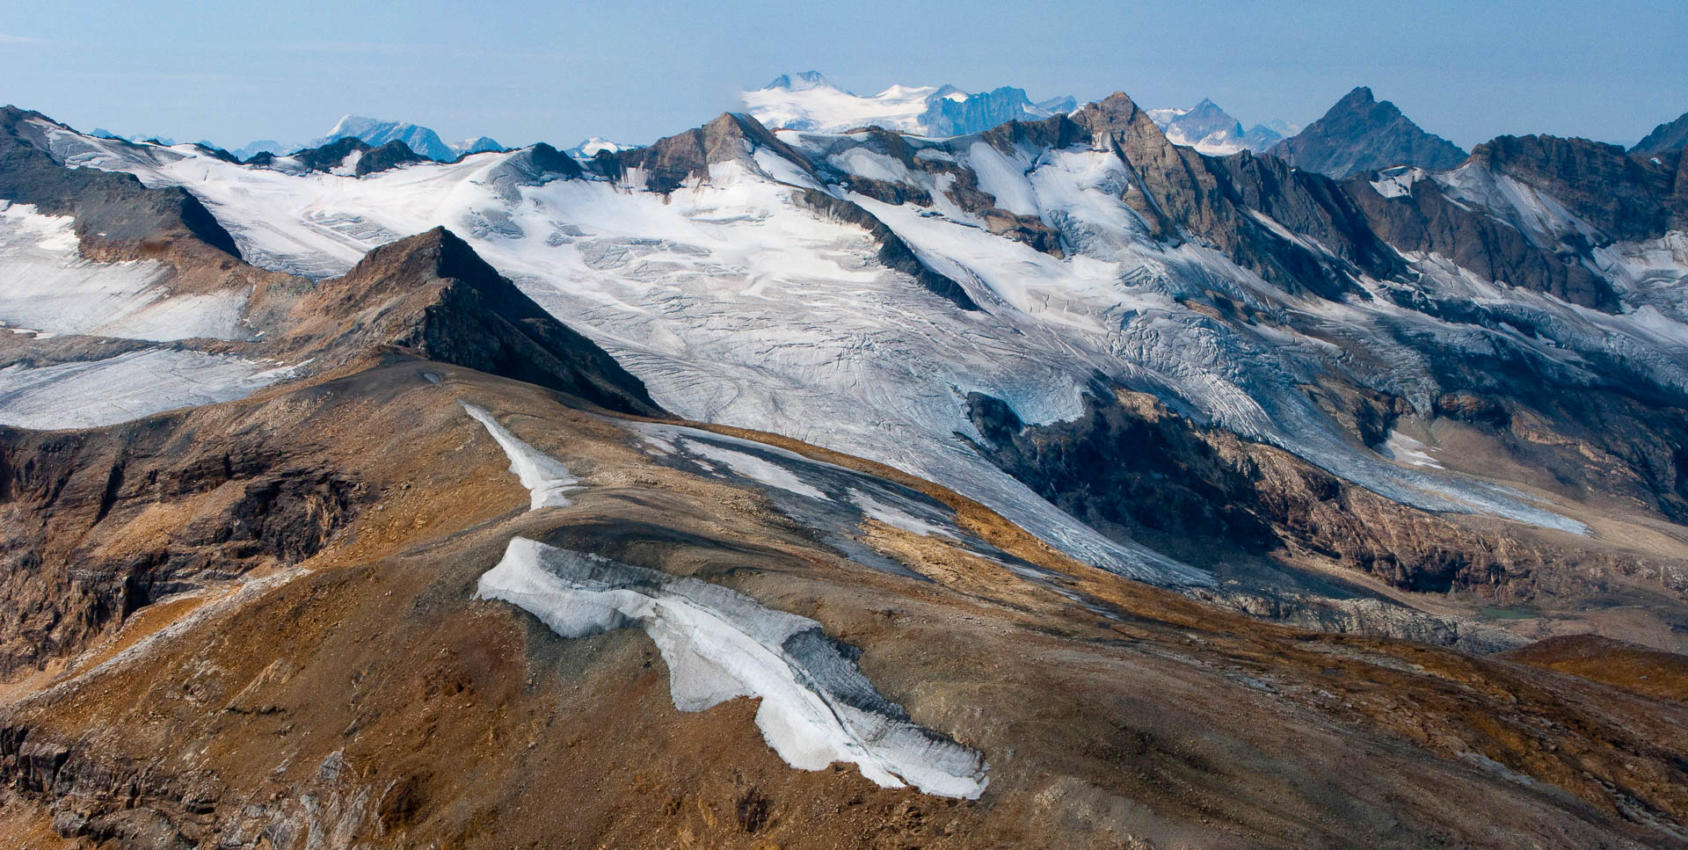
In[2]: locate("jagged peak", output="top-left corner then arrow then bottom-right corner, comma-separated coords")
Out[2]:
337,226 -> 497,291
765,71 -> 836,92
1337,86 -> 1377,108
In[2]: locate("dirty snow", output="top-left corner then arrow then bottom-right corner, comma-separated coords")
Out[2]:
0,349 -> 295,430
477,537 -> 990,798
461,402 -> 579,509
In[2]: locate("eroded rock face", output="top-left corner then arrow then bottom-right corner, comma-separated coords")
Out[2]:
1350,169 -> 1618,308
0,419 -> 365,678
963,387 -> 1678,600
793,189 -> 979,310
613,112 -> 814,193
1472,134 -> 1687,240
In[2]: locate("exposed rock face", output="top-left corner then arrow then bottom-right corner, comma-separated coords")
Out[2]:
1070,93 -> 1396,298
292,227 -> 665,417
252,137 -> 426,176
794,189 -> 980,310
964,387 -> 1681,600
1470,134 -> 1688,240
1269,86 -> 1467,178
1632,109 -> 1688,155
0,417 -> 365,678
1348,168 -> 1619,308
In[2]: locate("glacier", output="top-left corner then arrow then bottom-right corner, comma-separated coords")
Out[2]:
36,113 -> 1684,574
0,201 -> 249,341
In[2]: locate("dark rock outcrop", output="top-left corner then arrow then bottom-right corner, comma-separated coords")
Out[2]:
261,137 -> 426,176
963,387 -> 1674,597
1070,94 -> 1397,298
1470,134 -> 1687,240
1348,170 -> 1619,309
795,190 -> 979,310
1268,87 -> 1466,178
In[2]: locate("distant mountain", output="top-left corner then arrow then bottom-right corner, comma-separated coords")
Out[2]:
1631,110 -> 1688,155
566,137 -> 635,160
320,115 -> 457,162
457,136 -> 506,156
1268,86 -> 1466,177
232,139 -> 286,160
1146,99 -> 1292,155
742,71 -> 1073,137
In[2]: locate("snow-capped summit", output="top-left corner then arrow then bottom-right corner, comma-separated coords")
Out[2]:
456,136 -> 506,156
764,71 -> 834,91
1147,99 -> 1290,155
321,115 -> 457,162
566,137 -> 635,160
742,71 -> 1073,137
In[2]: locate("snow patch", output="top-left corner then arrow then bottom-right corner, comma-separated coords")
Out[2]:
849,488 -> 955,538
461,402 -> 579,509
681,439 -> 828,501
1380,430 -> 1443,469
476,537 -> 989,798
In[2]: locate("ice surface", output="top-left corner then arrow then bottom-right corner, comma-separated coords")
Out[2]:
477,537 -> 990,798
461,402 -> 579,509
681,440 -> 827,500
0,349 -> 294,429
0,201 -> 248,341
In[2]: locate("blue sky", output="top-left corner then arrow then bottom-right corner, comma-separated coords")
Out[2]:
2,0 -> 1685,151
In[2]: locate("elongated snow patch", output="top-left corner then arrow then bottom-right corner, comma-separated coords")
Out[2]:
477,537 -> 989,798
461,402 -> 579,509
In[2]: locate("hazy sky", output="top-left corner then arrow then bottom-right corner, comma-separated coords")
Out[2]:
3,0 -> 1685,151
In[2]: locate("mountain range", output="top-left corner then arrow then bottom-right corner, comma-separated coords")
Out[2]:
227,115 -> 506,163
741,71 -> 1077,136
1,73 -> 1688,848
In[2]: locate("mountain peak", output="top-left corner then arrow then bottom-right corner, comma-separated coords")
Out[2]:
1268,86 -> 1464,177
302,226 -> 663,416
314,116 -> 500,163
1631,109 -> 1688,155
1337,86 -> 1377,108
1145,97 -> 1285,155
765,71 -> 836,92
